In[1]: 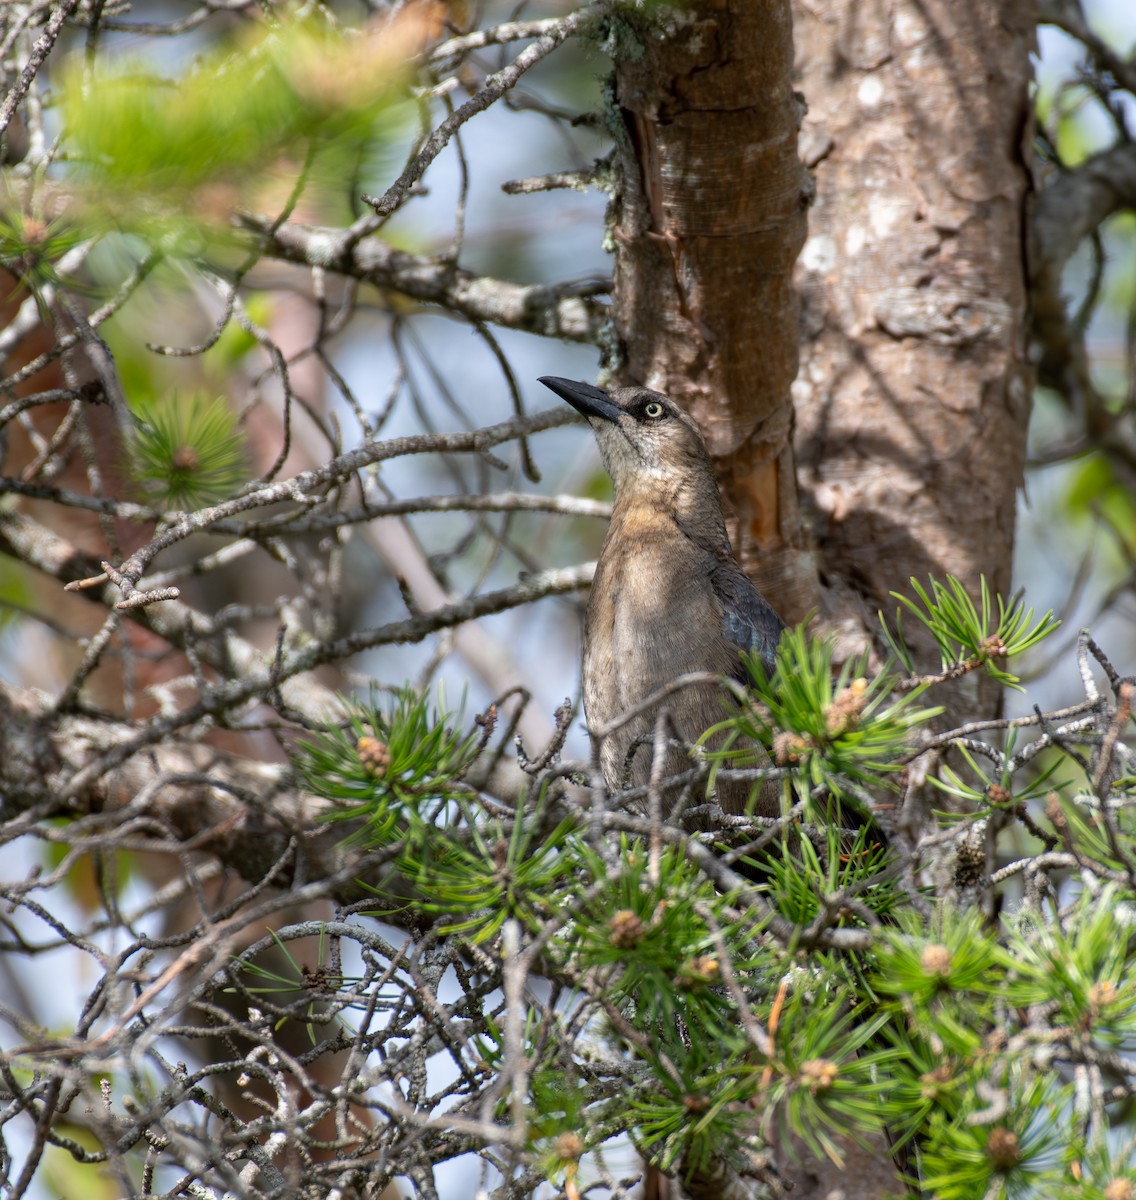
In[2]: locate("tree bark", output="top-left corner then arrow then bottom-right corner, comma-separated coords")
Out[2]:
607,1 -> 818,622
791,0 -> 1035,700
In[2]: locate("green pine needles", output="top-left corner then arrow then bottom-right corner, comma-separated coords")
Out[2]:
59,14 -> 416,247
297,686 -> 487,848
883,574 -> 1060,690
283,579 -> 1136,1198
0,205 -> 87,306
703,623 -> 941,822
128,392 -> 247,510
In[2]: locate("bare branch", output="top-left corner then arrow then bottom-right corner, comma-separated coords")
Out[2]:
0,0 -> 81,136
1031,143 -> 1136,442
252,218 -> 608,342
428,18 -> 568,65
367,7 -> 597,218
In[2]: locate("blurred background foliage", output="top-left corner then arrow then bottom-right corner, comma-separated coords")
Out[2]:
1025,8 -> 1136,696
60,10 -> 423,241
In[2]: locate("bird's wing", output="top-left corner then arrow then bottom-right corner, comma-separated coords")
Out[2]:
671,511 -> 784,681
708,560 -> 785,682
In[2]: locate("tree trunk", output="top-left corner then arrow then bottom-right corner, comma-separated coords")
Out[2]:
791,0 -> 1035,701
608,1 -> 1036,1194
606,1 -> 818,622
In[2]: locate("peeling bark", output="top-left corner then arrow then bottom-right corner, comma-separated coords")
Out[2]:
607,2 -> 818,620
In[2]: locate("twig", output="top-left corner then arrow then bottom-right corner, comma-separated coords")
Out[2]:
363,8 -> 596,218
0,0 -> 82,136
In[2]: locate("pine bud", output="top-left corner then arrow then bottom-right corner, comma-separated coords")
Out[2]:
979,634 -> 1007,658
608,910 -> 643,949
356,734 -> 391,776
800,1058 -> 838,1093
677,955 -> 720,988
555,1132 -> 583,1160
1088,980 -> 1117,1010
921,943 -> 952,978
985,1127 -> 1022,1170
773,731 -> 811,765
824,677 -> 868,737
920,1063 -> 953,1100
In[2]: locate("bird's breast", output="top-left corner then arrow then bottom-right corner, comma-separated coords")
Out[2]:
582,514 -> 736,725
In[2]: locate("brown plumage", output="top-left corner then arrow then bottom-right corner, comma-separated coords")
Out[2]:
539,376 -> 784,814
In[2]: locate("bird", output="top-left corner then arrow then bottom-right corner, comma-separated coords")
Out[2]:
538,375 -> 785,815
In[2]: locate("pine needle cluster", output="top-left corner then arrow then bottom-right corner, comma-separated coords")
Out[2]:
292,577 -> 1136,1198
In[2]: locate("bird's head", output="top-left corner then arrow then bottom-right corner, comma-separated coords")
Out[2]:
539,376 -> 715,499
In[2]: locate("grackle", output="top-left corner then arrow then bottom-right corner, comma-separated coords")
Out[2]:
539,376 -> 785,815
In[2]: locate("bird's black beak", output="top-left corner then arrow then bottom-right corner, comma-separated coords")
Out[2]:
538,376 -> 624,424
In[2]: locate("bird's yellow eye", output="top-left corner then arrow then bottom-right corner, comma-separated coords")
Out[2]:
643,402 -> 664,418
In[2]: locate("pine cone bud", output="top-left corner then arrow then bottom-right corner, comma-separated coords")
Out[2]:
773,731 -> 811,765
608,909 -> 643,949
356,734 -> 391,776
985,1127 -> 1022,1171
800,1058 -> 838,1093
555,1132 -> 583,1160
677,955 -> 720,988
921,943 -> 952,978
824,677 -> 868,738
